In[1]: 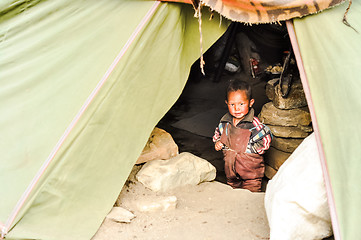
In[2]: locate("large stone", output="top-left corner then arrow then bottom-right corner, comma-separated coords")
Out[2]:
266,78 -> 307,109
136,127 -> 178,164
264,147 -> 291,170
268,125 -> 312,138
265,164 -> 277,180
258,102 -> 311,127
271,136 -> 304,153
136,152 -> 216,192
298,125 -> 314,133
106,207 -> 135,223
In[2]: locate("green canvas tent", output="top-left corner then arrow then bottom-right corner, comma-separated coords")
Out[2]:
291,4 -> 361,239
0,1 -> 228,239
1,0 -> 361,239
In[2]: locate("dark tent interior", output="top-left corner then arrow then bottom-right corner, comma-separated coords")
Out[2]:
156,22 -> 301,189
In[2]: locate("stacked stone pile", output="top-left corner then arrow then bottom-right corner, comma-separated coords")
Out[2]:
258,78 -> 313,179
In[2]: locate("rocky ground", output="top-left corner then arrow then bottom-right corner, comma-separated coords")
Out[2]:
92,180 -> 270,240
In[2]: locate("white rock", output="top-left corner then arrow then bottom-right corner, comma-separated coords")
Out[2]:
136,196 -> 177,212
136,152 -> 216,192
106,207 -> 135,223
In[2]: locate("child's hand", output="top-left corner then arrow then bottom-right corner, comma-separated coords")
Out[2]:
215,141 -> 224,151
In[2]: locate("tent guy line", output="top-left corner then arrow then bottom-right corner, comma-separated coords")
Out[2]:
0,1 -> 161,238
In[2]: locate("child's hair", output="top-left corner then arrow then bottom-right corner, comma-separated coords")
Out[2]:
226,80 -> 252,100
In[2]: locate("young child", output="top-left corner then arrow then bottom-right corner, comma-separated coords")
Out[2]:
213,80 -> 272,192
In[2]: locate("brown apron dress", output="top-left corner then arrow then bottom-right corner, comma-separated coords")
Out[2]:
220,122 -> 265,192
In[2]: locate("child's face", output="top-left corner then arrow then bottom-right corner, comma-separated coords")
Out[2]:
226,90 -> 254,121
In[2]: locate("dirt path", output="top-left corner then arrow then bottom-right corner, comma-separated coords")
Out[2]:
92,180 -> 270,240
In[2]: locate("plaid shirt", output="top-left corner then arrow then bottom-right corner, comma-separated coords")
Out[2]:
213,109 -> 272,154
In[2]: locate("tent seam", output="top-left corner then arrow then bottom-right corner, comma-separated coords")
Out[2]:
3,1 -> 161,237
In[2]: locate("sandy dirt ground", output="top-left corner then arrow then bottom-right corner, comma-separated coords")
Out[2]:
92,180 -> 270,240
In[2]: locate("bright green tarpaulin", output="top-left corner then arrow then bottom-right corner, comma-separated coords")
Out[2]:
0,1 -> 228,239
294,2 -> 361,239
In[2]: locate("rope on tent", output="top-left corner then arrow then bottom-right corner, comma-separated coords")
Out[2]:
194,2 -> 206,75
342,0 -> 358,33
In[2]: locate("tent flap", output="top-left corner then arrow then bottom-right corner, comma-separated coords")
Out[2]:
293,2 -> 361,239
0,1 -> 228,239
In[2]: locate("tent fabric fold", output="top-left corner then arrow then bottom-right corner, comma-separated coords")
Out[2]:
293,2 -> 361,239
0,1 -> 228,239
